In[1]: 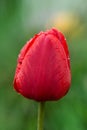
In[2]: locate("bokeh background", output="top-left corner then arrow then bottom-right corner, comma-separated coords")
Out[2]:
0,0 -> 87,130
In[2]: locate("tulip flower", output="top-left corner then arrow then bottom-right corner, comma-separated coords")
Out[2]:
13,28 -> 71,130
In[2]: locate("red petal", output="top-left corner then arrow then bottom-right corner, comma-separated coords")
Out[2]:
51,28 -> 70,68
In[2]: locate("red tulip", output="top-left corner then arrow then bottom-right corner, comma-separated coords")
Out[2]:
13,28 -> 71,101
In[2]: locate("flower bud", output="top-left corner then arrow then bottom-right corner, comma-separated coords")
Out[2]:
13,28 -> 71,101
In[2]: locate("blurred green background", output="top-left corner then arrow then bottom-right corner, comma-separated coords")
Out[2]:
0,0 -> 87,130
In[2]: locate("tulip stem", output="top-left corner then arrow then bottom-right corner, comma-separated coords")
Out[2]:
37,102 -> 45,130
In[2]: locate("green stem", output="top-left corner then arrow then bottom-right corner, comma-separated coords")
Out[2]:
37,102 -> 45,130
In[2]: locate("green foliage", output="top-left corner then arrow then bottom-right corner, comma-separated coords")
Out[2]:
0,0 -> 87,130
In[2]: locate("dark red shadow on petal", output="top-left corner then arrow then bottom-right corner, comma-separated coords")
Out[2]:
51,28 -> 70,69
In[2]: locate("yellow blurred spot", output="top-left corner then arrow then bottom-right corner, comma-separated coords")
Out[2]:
53,13 -> 78,32
46,12 -> 84,38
